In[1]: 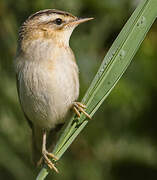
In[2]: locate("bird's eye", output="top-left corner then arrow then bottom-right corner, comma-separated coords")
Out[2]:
54,18 -> 63,25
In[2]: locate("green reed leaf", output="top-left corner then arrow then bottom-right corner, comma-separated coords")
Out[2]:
36,0 -> 157,179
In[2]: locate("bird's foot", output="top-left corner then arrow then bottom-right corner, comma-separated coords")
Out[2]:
73,102 -> 91,119
41,130 -> 59,173
42,149 -> 59,173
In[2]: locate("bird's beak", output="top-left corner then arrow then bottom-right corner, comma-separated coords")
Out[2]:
73,17 -> 94,25
65,17 -> 94,27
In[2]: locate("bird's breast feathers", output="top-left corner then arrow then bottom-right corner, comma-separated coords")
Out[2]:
16,50 -> 79,129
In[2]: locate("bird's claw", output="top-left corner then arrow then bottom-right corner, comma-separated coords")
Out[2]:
73,102 -> 91,119
42,150 -> 59,173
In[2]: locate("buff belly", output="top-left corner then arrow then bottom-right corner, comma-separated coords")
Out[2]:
18,58 -> 79,129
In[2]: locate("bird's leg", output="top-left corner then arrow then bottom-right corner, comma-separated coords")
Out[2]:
42,130 -> 59,173
73,102 -> 91,119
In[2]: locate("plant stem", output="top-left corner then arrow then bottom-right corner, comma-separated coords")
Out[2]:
36,0 -> 157,179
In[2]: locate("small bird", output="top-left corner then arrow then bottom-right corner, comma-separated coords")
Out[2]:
14,9 -> 93,172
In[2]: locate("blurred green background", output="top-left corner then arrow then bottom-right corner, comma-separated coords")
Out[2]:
0,0 -> 157,179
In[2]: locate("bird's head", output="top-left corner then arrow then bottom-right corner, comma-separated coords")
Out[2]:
18,9 -> 93,49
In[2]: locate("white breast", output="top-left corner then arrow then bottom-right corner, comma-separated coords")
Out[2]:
15,40 -> 79,129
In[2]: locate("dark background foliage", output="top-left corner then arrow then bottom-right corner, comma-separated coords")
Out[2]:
0,0 -> 157,179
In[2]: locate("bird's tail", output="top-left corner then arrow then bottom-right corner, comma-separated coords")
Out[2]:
32,126 -> 43,165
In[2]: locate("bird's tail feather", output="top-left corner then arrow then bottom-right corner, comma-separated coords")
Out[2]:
32,126 -> 43,165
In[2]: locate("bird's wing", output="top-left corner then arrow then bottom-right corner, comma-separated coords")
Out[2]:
16,74 -> 33,129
